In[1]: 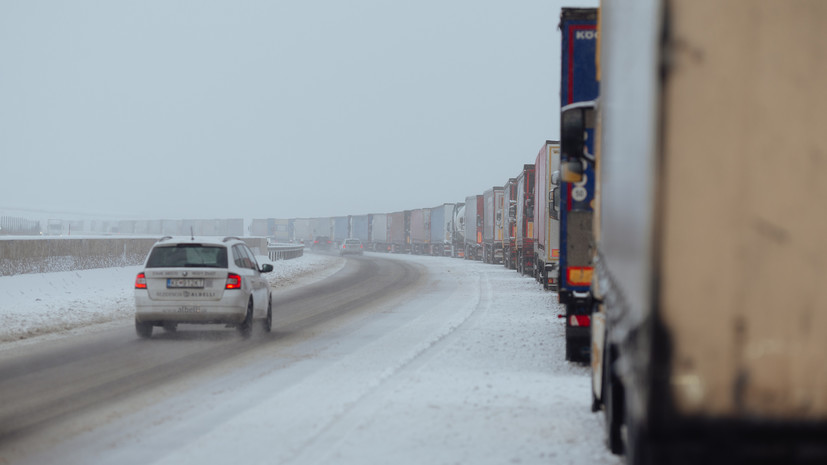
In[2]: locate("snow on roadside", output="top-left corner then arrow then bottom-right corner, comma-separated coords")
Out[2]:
0,253 -> 344,344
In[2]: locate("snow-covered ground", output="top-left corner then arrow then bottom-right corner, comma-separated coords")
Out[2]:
0,253 -> 345,344
0,252 -> 621,465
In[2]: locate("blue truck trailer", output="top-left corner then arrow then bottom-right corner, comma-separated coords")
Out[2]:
350,215 -> 370,243
558,7 -> 599,362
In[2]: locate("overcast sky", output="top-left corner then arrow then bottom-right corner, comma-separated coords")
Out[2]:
1,0 -> 597,221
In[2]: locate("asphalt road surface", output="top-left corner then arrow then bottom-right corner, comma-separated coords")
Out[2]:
0,254 -> 426,462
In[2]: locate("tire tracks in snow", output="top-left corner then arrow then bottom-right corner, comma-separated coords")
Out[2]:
283,265 -> 493,465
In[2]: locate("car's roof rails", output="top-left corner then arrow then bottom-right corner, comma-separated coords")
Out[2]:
158,236 -> 173,242
222,236 -> 243,243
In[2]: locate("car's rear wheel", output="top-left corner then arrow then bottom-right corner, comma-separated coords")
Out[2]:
238,299 -> 254,338
136,320 -> 153,339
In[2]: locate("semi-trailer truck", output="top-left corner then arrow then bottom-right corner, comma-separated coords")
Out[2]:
533,141 -> 561,290
482,187 -> 504,264
591,1 -> 827,463
430,203 -> 455,256
514,164 -> 535,275
558,7 -> 599,362
502,178 -> 518,269
463,195 -> 483,260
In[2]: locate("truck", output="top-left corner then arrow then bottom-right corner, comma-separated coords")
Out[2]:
429,203 -> 455,256
310,217 -> 331,239
409,208 -> 431,255
463,195 -> 483,260
388,210 -> 410,253
271,219 -> 290,243
349,215 -> 370,243
482,187 -> 504,264
250,218 -> 290,242
502,178 -> 518,269
451,203 -> 465,258
558,7 -> 599,362
290,218 -> 313,244
369,213 -> 388,251
590,1 -> 827,463
331,216 -> 349,244
514,164 -> 535,275
533,141 -> 561,290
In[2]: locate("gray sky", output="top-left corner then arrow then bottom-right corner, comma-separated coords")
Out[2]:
1,0 -> 597,221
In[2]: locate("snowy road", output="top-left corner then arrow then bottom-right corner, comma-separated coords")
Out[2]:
0,253 -> 622,465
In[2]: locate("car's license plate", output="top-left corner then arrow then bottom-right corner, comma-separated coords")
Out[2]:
167,278 -> 205,289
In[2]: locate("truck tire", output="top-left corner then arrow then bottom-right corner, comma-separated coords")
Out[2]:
627,417 -> 655,465
604,344 -> 624,454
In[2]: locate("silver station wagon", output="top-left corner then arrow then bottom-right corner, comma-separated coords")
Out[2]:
134,236 -> 273,338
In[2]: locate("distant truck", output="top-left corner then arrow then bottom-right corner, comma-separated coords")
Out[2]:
558,7 -> 599,362
312,217 -> 331,238
533,141 -> 561,290
250,218 -> 290,243
331,216 -> 349,244
429,203 -> 455,256
482,187 -> 504,264
409,208 -> 431,255
514,164 -> 535,275
350,215 -> 370,243
502,178 -> 517,269
590,1 -> 827,463
291,218 -> 313,244
463,195 -> 483,260
388,210 -> 410,253
370,213 -> 388,251
451,203 -> 465,258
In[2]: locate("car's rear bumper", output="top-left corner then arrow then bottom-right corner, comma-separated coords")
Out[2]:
135,293 -> 248,325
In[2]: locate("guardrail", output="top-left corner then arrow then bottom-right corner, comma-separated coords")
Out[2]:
267,243 -> 304,261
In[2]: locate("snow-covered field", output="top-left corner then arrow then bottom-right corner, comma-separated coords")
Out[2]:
0,252 -> 621,465
0,253 -> 345,344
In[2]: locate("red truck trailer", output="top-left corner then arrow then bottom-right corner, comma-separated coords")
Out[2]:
502,178 -> 518,269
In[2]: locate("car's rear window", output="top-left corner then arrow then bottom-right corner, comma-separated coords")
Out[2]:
146,244 -> 228,268
345,240 -> 361,245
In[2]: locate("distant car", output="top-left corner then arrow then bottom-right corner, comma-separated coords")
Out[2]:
340,238 -> 364,256
134,236 -> 274,339
312,236 -> 333,250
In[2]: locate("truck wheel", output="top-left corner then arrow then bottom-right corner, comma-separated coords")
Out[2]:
604,345 -> 624,454
626,407 -> 656,465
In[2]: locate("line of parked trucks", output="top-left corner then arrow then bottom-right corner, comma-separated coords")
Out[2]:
253,2 -> 827,463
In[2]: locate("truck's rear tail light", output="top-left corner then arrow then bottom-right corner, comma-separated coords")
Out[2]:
135,272 -> 147,289
570,315 -> 591,327
225,273 -> 242,289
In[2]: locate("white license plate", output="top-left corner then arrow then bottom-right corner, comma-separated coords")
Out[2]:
167,278 -> 205,289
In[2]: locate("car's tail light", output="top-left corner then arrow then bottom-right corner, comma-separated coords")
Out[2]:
225,273 -> 242,289
135,272 -> 147,289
